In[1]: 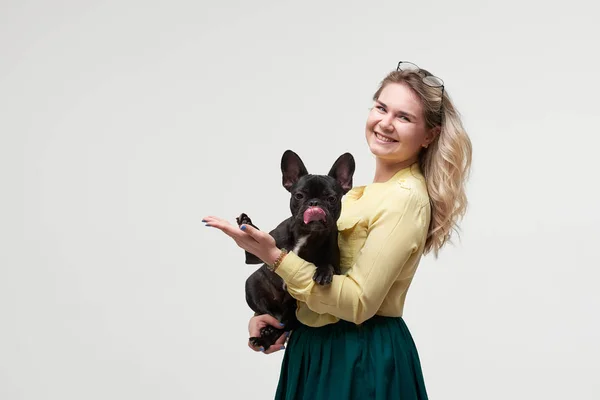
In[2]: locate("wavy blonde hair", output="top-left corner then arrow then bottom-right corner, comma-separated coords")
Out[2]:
373,69 -> 473,257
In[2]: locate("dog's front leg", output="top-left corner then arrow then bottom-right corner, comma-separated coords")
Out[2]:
312,264 -> 335,286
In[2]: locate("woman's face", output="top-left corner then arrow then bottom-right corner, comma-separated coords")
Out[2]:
365,82 -> 437,165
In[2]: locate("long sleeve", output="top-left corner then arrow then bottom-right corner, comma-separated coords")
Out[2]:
274,186 -> 429,325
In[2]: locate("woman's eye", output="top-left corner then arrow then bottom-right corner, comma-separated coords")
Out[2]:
376,106 -> 386,112
397,115 -> 410,122
294,193 -> 304,200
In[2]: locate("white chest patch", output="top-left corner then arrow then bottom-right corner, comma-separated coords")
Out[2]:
292,235 -> 309,255
284,235 -> 310,292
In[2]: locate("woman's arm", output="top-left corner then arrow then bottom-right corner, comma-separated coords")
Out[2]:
275,187 -> 429,325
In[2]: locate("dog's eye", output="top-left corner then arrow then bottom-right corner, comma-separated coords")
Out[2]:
327,196 -> 336,203
294,193 -> 304,200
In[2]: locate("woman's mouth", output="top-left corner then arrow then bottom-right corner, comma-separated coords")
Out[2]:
374,132 -> 398,143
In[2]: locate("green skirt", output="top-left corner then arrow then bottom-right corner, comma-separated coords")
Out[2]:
275,315 -> 428,400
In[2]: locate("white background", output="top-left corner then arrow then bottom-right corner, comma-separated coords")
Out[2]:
1,1 -> 599,399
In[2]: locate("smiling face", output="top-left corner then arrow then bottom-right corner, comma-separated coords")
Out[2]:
365,82 -> 438,166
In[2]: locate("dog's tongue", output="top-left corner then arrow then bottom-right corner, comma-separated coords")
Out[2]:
303,207 -> 326,224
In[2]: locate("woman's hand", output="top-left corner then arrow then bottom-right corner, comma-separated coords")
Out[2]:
248,314 -> 289,354
202,216 -> 281,266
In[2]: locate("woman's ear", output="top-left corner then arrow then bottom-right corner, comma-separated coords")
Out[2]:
423,126 -> 441,148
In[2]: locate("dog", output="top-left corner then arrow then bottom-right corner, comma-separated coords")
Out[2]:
236,149 -> 355,349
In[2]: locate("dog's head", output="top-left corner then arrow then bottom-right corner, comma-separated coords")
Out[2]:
280,150 -> 355,235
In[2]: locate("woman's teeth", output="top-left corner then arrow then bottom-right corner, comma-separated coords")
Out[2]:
375,132 -> 397,143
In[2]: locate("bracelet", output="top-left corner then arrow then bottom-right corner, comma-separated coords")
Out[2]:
268,248 -> 288,272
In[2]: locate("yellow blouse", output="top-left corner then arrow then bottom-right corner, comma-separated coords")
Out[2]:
275,162 -> 431,327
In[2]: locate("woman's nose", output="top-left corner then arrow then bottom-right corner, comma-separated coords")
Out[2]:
378,115 -> 395,132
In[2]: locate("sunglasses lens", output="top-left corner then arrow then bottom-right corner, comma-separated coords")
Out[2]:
423,76 -> 443,87
398,62 -> 419,71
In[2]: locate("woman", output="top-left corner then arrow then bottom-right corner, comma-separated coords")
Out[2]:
203,61 -> 472,399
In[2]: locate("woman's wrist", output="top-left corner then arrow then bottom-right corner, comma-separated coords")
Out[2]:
267,247 -> 288,271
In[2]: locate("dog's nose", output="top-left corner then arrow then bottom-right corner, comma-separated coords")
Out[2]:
308,200 -> 319,206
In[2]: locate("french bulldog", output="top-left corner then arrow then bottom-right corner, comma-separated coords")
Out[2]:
236,149 -> 355,349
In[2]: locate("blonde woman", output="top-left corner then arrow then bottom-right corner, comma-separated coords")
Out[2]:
204,61 -> 472,400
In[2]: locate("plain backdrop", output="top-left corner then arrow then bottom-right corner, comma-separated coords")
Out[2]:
1,0 -> 599,399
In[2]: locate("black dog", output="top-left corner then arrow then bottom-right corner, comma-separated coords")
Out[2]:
236,149 -> 355,349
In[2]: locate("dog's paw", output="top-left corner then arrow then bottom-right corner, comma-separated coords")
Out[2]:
236,213 -> 253,227
249,336 -> 266,349
259,325 -> 279,340
249,325 -> 284,350
313,265 -> 334,285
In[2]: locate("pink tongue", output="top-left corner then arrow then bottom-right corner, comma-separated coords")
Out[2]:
303,207 -> 326,224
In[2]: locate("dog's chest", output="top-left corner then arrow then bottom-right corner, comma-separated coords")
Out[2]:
292,235 -> 310,255
281,235 -> 310,292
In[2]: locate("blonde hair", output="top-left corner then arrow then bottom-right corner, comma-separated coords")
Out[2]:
373,69 -> 473,257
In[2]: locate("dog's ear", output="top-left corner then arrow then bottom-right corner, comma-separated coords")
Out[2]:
281,150 -> 308,192
328,153 -> 355,194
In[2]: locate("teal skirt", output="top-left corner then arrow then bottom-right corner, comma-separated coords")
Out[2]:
275,315 -> 428,400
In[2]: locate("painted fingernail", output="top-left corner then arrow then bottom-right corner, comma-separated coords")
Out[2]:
279,322 -> 285,327
205,224 -> 211,227
240,225 -> 246,231
280,345 -> 285,350
201,219 -> 206,222
285,331 -> 290,337
259,347 -> 265,352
